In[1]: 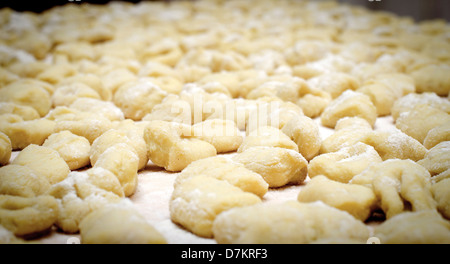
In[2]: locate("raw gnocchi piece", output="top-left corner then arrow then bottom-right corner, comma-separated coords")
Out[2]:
212,201 -> 370,244
191,119 -> 243,153
232,146 -> 308,188
144,120 -> 217,172
93,143 -> 139,197
59,73 -> 112,101
297,175 -> 377,221
238,126 -> 298,153
418,141 -> 450,177
350,159 -> 436,219
0,132 -> 11,166
320,90 -> 377,128
432,178 -> 450,219
113,78 -> 167,121
308,142 -> 382,183
395,104 -> 450,144
47,107 -> 113,144
12,144 -> 70,185
423,122 -> 450,149
280,115 -> 321,160
320,117 -> 373,154
391,92 -> 450,121
52,82 -> 101,107
48,170 -> 123,233
0,80 -> 51,116
170,175 -> 261,238
307,72 -> 360,99
0,102 -> 40,120
175,156 -> 268,198
0,195 -> 58,237
0,115 -> 55,150
80,201 -> 167,244
43,130 -> 91,170
410,64 -> 450,96
374,210 -> 450,244
142,94 -> 192,124
69,98 -> 124,122
90,128 -> 147,171
0,165 -> 50,198
359,129 -> 428,162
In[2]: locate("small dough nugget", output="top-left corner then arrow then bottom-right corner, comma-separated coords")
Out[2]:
12,144 -> 70,185
212,201 -> 370,244
308,142 -> 382,183
90,128 -> 147,171
144,120 -> 217,172
418,141 -> 450,177
395,104 -> 450,144
80,201 -> 167,244
432,178 -> 450,219
0,80 -> 51,116
48,171 -> 123,233
191,119 -> 243,153
351,159 -> 436,219
238,126 -> 298,153
232,146 -> 308,188
93,143 -> 139,197
0,115 -> 55,150
320,117 -> 372,154
0,102 -> 40,121
70,98 -> 124,122
298,175 -> 377,221
320,90 -> 377,128
176,156 -> 268,198
0,195 -> 58,237
0,165 -> 50,198
410,64 -> 450,96
281,115 -> 321,160
423,122 -> 450,149
52,82 -> 101,107
374,210 -> 450,244
359,130 -> 428,162
43,130 -> 91,170
391,92 -> 450,121
170,175 -> 262,238
0,132 -> 11,165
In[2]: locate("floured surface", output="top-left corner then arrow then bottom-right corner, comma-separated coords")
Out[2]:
26,116 -> 392,244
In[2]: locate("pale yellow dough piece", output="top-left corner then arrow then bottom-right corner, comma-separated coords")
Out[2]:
170,175 -> 262,238
43,130 -> 91,170
191,119 -> 243,153
0,195 -> 58,237
410,64 -> 450,96
418,141 -> 450,176
281,115 -> 321,160
52,82 -> 101,107
113,78 -> 167,121
308,142 -> 382,183
80,201 -> 167,244
432,178 -> 450,219
232,146 -> 308,188
93,143 -> 139,197
70,98 -> 124,122
0,165 -> 50,198
374,210 -> 450,244
12,144 -> 70,185
359,130 -> 428,162
48,171 -> 123,233
320,117 -> 372,154
212,201 -> 370,244
423,122 -> 450,149
351,159 -> 436,219
239,126 -> 298,153
0,115 -> 55,150
0,132 -> 11,166
391,92 -> 450,121
0,80 -> 51,116
175,156 -> 268,198
0,102 -> 40,120
307,72 -> 360,99
297,175 -> 377,221
144,120 -> 217,172
320,90 -> 377,128
395,104 -> 450,144
90,128 -> 147,171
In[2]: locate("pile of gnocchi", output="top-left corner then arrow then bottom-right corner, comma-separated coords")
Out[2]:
0,0 -> 449,244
